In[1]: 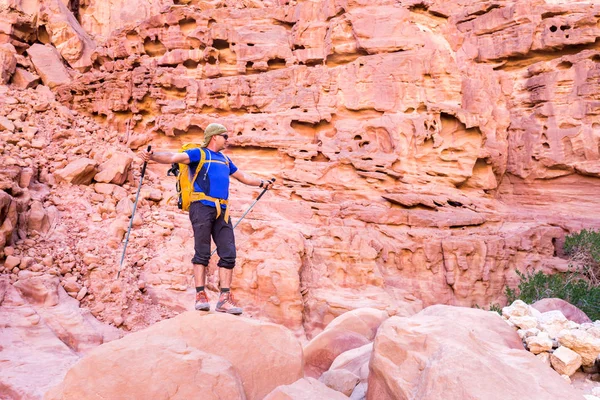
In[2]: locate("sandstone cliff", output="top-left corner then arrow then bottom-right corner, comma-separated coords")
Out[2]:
0,0 -> 600,397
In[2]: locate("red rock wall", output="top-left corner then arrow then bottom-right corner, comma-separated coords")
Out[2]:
1,0 -> 600,340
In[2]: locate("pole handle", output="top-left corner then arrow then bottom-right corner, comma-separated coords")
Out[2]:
256,177 -> 275,202
140,145 -> 152,177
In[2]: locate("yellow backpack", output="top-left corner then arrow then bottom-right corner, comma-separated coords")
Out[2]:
167,144 -> 231,221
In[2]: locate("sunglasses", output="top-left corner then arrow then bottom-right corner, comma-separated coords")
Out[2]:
220,134 -> 229,140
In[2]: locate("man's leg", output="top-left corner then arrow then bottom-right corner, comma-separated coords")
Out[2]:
212,212 -> 242,315
193,263 -> 207,287
189,203 -> 216,311
219,267 -> 233,290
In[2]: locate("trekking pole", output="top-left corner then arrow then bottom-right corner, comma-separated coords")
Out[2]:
117,145 -> 151,279
211,178 -> 275,256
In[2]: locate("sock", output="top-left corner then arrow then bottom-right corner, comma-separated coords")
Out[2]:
196,286 -> 205,293
220,288 -> 230,293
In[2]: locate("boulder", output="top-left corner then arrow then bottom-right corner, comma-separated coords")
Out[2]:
11,67 -> 40,89
0,191 -> 17,255
329,343 -> 372,381
537,310 -> 571,338
0,43 -> 17,84
509,315 -> 539,330
263,378 -> 349,400
557,329 -> 600,367
48,312 -> 303,400
93,152 -> 133,185
5,255 -> 20,269
0,116 -> 15,132
532,298 -> 592,324
45,337 -> 246,400
27,44 -> 71,88
13,273 -> 121,353
319,369 -> 360,396
27,200 -> 51,234
525,332 -> 553,354
324,308 -> 389,341
0,278 -> 80,399
551,346 -> 583,377
368,305 -> 582,400
304,308 -> 388,378
502,299 -> 532,319
38,0 -> 97,70
54,158 -> 98,185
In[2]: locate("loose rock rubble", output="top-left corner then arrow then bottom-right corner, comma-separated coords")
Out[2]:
503,299 -> 600,396
0,84 -> 177,332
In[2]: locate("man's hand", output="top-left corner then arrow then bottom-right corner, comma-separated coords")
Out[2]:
140,148 -> 153,163
260,178 -> 275,190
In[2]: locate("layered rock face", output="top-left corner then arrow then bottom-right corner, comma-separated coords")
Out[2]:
0,1 -> 600,396
50,0 -> 600,332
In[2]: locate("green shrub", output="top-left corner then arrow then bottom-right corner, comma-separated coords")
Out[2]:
564,228 -> 600,285
505,229 -> 600,321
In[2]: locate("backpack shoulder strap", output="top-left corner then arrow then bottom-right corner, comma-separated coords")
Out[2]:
189,147 -> 206,186
220,152 -> 230,166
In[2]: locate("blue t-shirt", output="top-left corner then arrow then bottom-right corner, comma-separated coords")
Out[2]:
185,148 -> 238,208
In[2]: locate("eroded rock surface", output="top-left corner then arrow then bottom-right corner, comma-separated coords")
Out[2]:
0,0 -> 600,398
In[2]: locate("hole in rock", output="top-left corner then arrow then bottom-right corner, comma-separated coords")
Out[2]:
183,60 -> 199,69
143,37 -> 167,57
268,58 -> 286,68
557,61 -> 572,69
212,39 -> 229,50
179,18 -> 197,35
37,25 -> 50,44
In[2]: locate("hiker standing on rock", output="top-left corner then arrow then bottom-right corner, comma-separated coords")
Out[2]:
139,123 -> 273,315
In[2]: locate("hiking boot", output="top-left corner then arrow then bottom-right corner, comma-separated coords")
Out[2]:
215,291 -> 242,315
195,290 -> 210,311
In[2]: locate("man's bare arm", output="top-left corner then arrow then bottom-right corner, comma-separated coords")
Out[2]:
231,170 -> 273,189
140,150 -> 190,164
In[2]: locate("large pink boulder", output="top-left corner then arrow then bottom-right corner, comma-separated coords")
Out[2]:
532,298 -> 592,324
368,305 -> 583,400
48,311 -> 303,400
45,336 -> 246,400
304,308 -> 388,378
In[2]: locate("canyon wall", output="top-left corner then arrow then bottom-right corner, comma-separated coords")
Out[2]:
1,0 -> 599,342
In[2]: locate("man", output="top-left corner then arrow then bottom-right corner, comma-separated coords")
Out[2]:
140,123 -> 273,314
